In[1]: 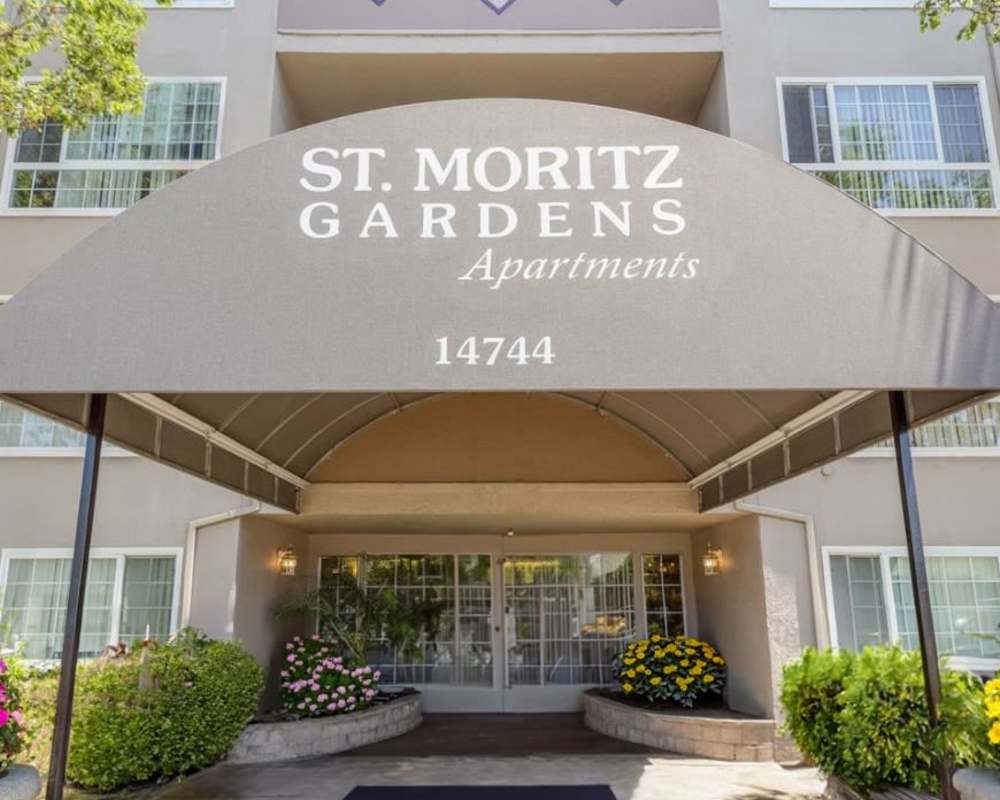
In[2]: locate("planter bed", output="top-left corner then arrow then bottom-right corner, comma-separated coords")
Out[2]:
0,766 -> 41,800
228,691 -> 421,764
584,690 -> 786,762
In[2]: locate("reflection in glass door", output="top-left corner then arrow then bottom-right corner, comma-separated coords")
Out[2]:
503,554 -> 636,690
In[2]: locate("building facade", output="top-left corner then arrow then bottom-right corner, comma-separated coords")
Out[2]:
0,0 -> 998,718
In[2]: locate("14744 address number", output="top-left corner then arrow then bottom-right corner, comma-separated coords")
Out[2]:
435,336 -> 555,367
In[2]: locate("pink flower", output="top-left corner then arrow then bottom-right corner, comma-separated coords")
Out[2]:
286,654 -> 296,663
317,694 -> 328,703
337,699 -> 346,709
286,643 -> 294,651
373,671 -> 382,681
0,659 -> 7,674
337,686 -> 346,695
0,709 -> 9,728
12,710 -> 24,726
327,703 -> 337,711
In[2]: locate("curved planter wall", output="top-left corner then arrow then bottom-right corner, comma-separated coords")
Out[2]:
0,766 -> 42,800
956,769 -> 1000,800
228,694 -> 421,764
584,692 -> 781,762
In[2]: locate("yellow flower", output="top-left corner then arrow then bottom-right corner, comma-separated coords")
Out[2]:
986,699 -> 1000,719
653,650 -> 665,659
623,683 -> 634,694
704,674 -> 715,684
650,677 -> 662,686
623,658 -> 635,666
986,679 -> 1000,695
626,670 -> 636,679
713,657 -> 725,665
680,659 -> 690,668
651,635 -> 663,643
691,666 -> 704,677
685,648 -> 696,655
636,666 -> 647,675
664,665 -> 678,675
989,721 -> 1000,746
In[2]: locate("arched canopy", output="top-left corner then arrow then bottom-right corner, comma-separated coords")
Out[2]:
1,100 -> 999,511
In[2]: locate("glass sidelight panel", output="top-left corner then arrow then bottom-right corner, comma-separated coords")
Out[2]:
504,554 -> 636,687
643,554 -> 686,638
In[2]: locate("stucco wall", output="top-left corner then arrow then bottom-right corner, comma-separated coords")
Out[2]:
0,1 -> 285,296
717,0 -> 1000,294
0,453 -> 239,550
691,516 -> 774,717
189,517 -> 240,641
757,455 -> 1000,550
233,516 -> 312,708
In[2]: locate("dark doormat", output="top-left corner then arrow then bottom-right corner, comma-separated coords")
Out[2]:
345,788 -> 616,800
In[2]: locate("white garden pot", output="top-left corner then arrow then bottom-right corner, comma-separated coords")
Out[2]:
0,766 -> 42,800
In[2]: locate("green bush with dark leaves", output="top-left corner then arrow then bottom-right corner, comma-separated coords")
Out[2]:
60,630 -> 262,792
781,646 -> 999,794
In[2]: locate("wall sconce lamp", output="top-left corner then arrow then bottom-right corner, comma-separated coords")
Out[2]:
702,543 -> 723,576
277,545 -> 298,577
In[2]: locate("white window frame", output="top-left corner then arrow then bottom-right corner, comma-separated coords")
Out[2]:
851,396 -> 1000,459
776,76 -> 1000,218
0,546 -> 184,661
823,545 -> 1000,673
771,1 -> 919,7
142,1 -> 234,7
0,76 -> 227,218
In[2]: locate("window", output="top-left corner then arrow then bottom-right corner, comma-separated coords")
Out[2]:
871,398 -> 1000,450
827,550 -> 1000,667
642,554 -> 686,637
319,554 -> 494,686
0,400 -> 85,448
3,79 -> 224,213
0,550 -> 181,661
780,79 -> 998,213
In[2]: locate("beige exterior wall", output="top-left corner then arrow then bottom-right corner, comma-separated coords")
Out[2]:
716,0 -> 1000,293
1,0 -> 999,719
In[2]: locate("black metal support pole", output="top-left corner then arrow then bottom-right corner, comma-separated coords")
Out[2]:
888,391 -> 955,800
46,394 -> 107,800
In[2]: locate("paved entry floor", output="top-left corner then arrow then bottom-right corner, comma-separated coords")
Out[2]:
143,714 -> 825,800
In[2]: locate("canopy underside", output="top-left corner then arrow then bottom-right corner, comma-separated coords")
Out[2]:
4,389 -> 993,513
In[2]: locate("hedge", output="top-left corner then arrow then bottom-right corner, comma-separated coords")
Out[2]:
781,646 -> 999,794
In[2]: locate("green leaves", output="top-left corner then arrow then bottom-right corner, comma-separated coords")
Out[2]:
780,646 -> 1000,795
22,632 -> 264,793
0,0 -> 171,135
917,0 -> 1000,44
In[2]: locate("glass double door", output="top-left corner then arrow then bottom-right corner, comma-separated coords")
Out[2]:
499,554 -> 636,711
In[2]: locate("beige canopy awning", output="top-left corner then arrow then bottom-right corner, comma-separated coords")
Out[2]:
2,100 -> 999,512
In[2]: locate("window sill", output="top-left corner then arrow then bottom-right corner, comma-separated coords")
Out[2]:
850,447 -> 1000,459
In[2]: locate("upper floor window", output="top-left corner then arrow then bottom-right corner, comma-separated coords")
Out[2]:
780,78 -> 999,214
0,400 -> 84,448
2,79 -> 224,214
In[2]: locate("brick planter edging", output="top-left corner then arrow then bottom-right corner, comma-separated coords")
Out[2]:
955,769 -> 1000,800
228,693 -> 422,764
0,766 -> 42,800
583,691 -> 778,762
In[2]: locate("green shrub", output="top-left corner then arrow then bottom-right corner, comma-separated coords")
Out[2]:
19,666 -> 57,773
66,630 -> 263,792
781,647 -> 999,794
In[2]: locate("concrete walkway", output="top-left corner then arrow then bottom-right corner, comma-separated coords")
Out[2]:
151,755 -> 825,800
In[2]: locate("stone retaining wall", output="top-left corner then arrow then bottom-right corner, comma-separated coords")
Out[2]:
228,694 -> 422,764
584,692 -> 780,762
956,769 -> 1000,800
0,766 -> 41,800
